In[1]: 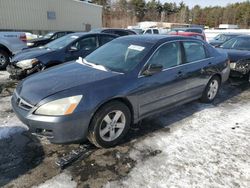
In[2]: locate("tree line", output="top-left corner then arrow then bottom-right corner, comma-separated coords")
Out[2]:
87,0 -> 250,28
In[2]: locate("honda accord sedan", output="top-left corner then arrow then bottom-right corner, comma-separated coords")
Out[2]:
11,35 -> 230,148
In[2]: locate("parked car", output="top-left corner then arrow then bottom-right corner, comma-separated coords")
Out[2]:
7,33 -> 118,79
169,31 -> 206,41
11,35 -> 230,148
209,33 -> 241,47
26,31 -> 73,48
140,28 -> 160,34
90,28 -> 136,36
217,35 -> 250,81
0,31 -> 27,69
171,27 -> 206,40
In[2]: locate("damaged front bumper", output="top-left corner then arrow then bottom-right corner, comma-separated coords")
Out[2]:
230,60 -> 250,77
7,64 -> 41,80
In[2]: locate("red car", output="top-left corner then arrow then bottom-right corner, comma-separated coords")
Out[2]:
169,31 -> 206,41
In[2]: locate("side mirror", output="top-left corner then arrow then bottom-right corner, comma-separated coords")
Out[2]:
69,46 -> 78,52
142,64 -> 163,76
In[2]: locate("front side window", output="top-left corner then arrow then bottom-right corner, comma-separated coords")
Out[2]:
147,42 -> 181,69
183,41 -> 206,63
72,37 -> 97,51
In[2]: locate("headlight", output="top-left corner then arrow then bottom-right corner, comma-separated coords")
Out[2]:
230,62 -> 237,69
27,42 -> 34,47
16,58 -> 38,69
35,95 -> 82,116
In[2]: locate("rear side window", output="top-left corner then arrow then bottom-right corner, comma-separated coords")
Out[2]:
182,41 -> 206,63
153,29 -> 159,34
100,35 -> 115,45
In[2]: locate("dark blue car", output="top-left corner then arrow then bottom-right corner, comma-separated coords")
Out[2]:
218,35 -> 250,81
7,32 -> 118,79
11,35 -> 230,148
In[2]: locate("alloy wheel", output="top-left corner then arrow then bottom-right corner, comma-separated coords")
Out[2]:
207,80 -> 219,100
99,110 -> 126,142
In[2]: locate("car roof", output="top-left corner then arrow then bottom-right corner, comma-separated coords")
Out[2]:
66,32 -> 118,38
115,35 -> 201,44
172,27 -> 203,30
221,33 -> 242,36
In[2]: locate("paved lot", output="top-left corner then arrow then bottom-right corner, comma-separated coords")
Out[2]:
0,71 -> 249,188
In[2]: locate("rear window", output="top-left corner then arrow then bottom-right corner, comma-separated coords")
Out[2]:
186,28 -> 203,34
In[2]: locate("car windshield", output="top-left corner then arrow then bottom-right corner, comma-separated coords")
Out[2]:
43,32 -> 54,39
220,37 -> 250,50
84,40 -> 153,73
45,34 -> 79,50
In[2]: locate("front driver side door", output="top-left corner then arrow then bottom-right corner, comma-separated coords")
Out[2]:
136,41 -> 190,117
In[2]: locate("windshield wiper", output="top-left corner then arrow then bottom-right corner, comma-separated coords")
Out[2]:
77,57 -> 109,71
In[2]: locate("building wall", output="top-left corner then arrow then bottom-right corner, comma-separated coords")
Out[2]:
0,0 -> 102,34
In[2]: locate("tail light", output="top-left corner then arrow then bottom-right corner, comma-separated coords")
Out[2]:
20,34 -> 27,43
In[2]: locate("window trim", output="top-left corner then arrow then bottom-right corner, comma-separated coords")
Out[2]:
138,39 -> 213,78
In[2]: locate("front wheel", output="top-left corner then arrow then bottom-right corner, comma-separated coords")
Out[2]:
200,76 -> 221,103
87,101 -> 131,148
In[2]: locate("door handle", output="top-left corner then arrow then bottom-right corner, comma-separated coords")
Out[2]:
176,71 -> 183,78
208,62 -> 212,65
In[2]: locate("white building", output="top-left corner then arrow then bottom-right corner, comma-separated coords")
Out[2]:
0,0 -> 102,34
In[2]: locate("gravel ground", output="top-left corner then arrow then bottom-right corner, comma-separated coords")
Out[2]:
0,70 -> 249,188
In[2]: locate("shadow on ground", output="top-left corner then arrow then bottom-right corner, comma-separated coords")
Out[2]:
0,132 -> 44,187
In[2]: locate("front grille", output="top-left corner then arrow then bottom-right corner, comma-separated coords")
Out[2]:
14,90 -> 34,111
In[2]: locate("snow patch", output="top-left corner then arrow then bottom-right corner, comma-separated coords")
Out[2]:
34,172 -> 77,188
106,92 -> 250,188
0,96 -> 28,140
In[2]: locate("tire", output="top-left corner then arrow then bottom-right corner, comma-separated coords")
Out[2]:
0,49 -> 10,69
88,101 -> 131,148
200,76 -> 221,103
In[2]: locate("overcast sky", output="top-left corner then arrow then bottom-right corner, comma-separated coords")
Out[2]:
164,0 -> 248,8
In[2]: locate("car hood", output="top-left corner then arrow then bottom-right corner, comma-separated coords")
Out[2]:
217,48 -> 250,62
12,47 -> 56,62
17,62 -> 121,105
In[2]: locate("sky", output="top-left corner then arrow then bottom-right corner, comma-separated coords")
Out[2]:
164,0 -> 248,8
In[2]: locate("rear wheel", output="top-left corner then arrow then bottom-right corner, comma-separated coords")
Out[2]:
0,50 -> 10,69
87,101 -> 131,148
201,76 -> 221,103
